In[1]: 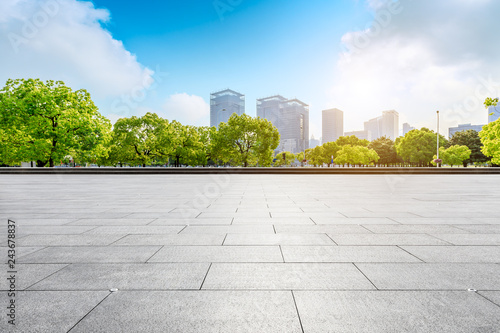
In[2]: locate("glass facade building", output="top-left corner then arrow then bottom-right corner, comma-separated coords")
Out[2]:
322,108 -> 344,143
210,89 -> 245,128
257,95 -> 309,154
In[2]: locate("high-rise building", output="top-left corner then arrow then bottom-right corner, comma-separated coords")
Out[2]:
488,105 -> 500,123
402,123 -> 415,136
257,95 -> 309,154
210,89 -> 245,128
448,123 -> 485,138
344,130 -> 372,141
363,110 -> 399,140
322,108 -> 344,143
309,135 -> 320,149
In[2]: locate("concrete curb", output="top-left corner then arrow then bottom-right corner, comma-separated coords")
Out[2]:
1,167 -> 500,175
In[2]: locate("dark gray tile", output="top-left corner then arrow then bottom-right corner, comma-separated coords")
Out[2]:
71,291 -> 302,333
30,263 -> 210,290
202,263 -> 375,289
401,246 -> 500,263
294,291 -> 500,333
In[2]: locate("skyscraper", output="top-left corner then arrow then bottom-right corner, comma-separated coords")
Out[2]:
210,89 -> 245,128
402,123 -> 415,136
257,95 -> 309,154
488,105 -> 500,123
322,108 -> 344,143
363,110 -> 399,140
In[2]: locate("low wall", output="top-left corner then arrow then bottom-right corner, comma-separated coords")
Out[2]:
1,167 -> 500,175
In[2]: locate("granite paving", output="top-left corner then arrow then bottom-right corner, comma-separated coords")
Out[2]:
1,173 -> 500,332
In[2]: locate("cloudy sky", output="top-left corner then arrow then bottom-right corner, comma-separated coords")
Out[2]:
1,0 -> 500,138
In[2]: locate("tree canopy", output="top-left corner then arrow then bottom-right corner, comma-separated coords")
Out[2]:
0,78 -> 111,167
368,136 -> 399,166
336,135 -> 369,147
433,145 -> 471,167
396,128 -> 447,166
334,145 -> 379,166
480,97 -> 500,165
448,129 -> 488,166
211,114 -> 280,167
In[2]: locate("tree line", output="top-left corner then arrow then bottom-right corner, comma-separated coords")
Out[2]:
1,79 -> 499,167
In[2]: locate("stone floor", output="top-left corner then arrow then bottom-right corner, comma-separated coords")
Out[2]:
1,174 -> 500,332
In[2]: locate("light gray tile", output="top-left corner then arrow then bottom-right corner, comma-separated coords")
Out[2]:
18,234 -> 125,246
275,225 -> 371,234
281,246 -> 420,263
9,225 -> 96,235
392,217 -> 479,224
150,218 -> 232,225
83,226 -> 184,234
224,234 -> 334,245
21,246 -> 161,263
357,263 -> 500,290
68,218 -> 155,226
148,246 -> 283,263
203,263 -> 375,290
431,234 -> 500,245
181,225 -> 275,234
0,291 -> 109,333
0,264 -> 67,290
311,217 -> 399,224
71,291 -> 302,333
30,263 -> 210,290
364,224 -> 470,234
232,217 -> 314,225
453,225 -> 500,234
113,234 -> 225,246
402,246 -> 500,263
330,234 -> 450,245
294,291 -> 500,333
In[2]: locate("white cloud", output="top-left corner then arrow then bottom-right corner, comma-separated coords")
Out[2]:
0,0 -> 153,99
162,93 -> 210,126
333,0 -> 500,135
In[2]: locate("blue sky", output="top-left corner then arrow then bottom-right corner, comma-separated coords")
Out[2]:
2,0 -> 500,138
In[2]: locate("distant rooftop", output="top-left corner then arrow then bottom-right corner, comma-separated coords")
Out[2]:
210,89 -> 244,98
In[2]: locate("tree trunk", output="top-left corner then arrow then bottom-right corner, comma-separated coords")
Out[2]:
142,163 -> 146,168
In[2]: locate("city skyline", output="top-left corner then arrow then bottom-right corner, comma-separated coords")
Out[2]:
1,1 -> 500,139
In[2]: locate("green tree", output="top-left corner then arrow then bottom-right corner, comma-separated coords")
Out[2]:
369,136 -> 399,166
307,146 -> 329,166
448,130 -> 488,166
336,135 -> 369,147
396,128 -> 447,167
322,141 -> 341,166
480,98 -> 500,165
110,112 -> 173,167
432,145 -> 471,167
170,121 -> 205,167
212,114 -> 280,167
334,145 -> 379,166
273,151 -> 296,167
196,126 -> 216,166
0,78 -> 111,167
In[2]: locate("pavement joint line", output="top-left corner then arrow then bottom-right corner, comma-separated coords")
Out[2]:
477,292 -> 500,309
279,245 -> 285,262
146,218 -> 159,225
23,264 -> 71,290
353,263 -> 379,290
387,217 -> 403,224
81,226 -> 100,235
144,246 -> 164,263
66,291 -> 114,333
359,225 -> 376,234
396,245 -> 426,262
273,225 -> 277,234
325,234 -> 338,245
177,225 -> 188,234
426,234 -> 455,245
199,263 -> 213,290
221,234 -> 228,245
291,290 -> 305,333
107,234 -> 130,246
17,246 -> 47,259
338,212 -> 348,218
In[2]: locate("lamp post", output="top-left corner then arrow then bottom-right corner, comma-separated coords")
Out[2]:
436,110 -> 440,167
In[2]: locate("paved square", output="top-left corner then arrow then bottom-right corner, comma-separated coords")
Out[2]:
1,174 -> 500,332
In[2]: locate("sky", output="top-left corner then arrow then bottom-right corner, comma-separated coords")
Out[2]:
1,0 -> 500,139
